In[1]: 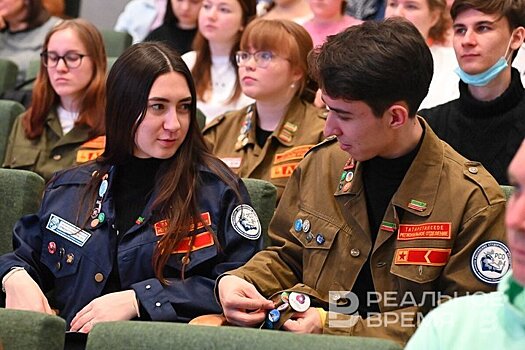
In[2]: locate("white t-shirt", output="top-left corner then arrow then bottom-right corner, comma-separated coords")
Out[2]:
182,51 -> 254,125
512,45 -> 525,86
57,105 -> 79,135
419,45 -> 460,110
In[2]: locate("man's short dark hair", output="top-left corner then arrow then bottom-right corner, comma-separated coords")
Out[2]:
308,18 -> 433,118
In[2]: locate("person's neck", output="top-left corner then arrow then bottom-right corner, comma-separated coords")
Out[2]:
255,94 -> 294,131
380,117 -> 423,159
5,7 -> 30,32
209,40 -> 233,57
468,67 -> 512,102
312,12 -> 343,25
60,97 -> 80,113
270,0 -> 310,17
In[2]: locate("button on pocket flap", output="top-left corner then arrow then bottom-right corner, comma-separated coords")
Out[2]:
40,238 -> 81,278
390,261 -> 444,284
166,244 -> 218,272
290,211 -> 339,250
7,146 -> 39,168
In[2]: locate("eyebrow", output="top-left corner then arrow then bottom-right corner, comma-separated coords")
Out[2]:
148,96 -> 193,103
453,20 -> 496,28
322,98 -> 351,115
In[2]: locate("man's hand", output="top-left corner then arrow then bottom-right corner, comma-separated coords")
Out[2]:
282,307 -> 323,334
218,275 -> 274,326
69,290 -> 138,333
4,269 -> 54,315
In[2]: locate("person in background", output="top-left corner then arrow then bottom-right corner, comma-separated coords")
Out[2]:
42,0 -> 64,17
0,0 -> 61,82
146,0 -> 201,55
203,19 -> 325,201
182,0 -> 256,124
419,0 -> 525,185
303,0 -> 362,48
2,19 -> 106,181
114,0 -> 167,44
385,0 -> 459,109
406,139 -> 525,350
263,0 -> 313,24
217,18 -> 507,346
0,42 -> 262,338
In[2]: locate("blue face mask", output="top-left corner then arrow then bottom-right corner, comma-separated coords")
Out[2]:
454,36 -> 513,87
454,57 -> 508,86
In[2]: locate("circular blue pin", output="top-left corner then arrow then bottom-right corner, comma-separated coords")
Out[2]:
294,218 -> 303,232
316,234 -> 325,245
264,318 -> 274,329
98,180 -> 108,197
268,309 -> 280,323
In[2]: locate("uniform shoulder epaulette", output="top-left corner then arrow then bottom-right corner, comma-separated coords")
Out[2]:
462,161 -> 505,205
201,113 -> 226,133
305,135 -> 337,157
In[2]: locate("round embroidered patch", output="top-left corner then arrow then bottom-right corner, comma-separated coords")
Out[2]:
231,204 -> 261,240
471,240 -> 511,284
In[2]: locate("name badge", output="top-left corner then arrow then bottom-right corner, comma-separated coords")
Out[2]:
221,157 -> 242,169
46,214 -> 92,247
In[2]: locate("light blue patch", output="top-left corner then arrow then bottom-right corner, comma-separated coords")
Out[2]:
46,214 -> 91,247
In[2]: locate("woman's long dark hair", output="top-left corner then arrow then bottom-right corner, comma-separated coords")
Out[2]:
84,42 -> 241,283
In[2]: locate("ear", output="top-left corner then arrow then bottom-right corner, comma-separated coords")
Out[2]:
510,26 -> 525,51
385,102 -> 410,129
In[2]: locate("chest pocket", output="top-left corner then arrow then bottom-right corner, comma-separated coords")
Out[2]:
291,209 -> 339,287
6,146 -> 39,169
390,254 -> 446,284
164,231 -> 219,275
40,236 -> 82,279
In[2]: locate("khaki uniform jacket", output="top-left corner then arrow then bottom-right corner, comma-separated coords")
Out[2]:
203,97 -> 326,201
3,110 -> 105,181
228,118 -> 507,345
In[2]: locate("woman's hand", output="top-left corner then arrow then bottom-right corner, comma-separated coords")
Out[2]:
4,269 -> 54,315
69,290 -> 138,333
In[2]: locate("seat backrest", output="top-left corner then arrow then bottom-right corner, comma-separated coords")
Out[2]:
101,30 -> 133,57
0,59 -> 19,95
0,168 -> 45,255
0,309 -> 65,350
241,178 -> 277,247
500,185 -> 514,201
0,100 -> 25,165
21,59 -> 41,90
86,322 -> 403,350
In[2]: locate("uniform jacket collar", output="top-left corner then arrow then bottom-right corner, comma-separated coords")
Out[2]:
243,96 -> 309,148
335,117 -> 442,218
46,109 -> 92,149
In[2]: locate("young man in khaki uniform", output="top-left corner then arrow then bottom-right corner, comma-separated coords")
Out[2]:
217,18 -> 509,345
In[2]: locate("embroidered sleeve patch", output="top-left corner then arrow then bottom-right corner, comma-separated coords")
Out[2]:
397,223 -> 452,240
394,248 -> 451,266
231,204 -> 261,240
471,240 -> 511,284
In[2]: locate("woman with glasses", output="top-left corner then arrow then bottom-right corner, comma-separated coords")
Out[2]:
182,0 -> 256,124
0,42 -> 262,344
203,19 -> 326,201
0,0 -> 61,83
3,18 -> 106,181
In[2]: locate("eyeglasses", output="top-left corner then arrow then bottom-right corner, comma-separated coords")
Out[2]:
235,51 -> 277,69
40,51 -> 88,69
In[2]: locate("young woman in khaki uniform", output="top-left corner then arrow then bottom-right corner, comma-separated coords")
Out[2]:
3,19 -> 106,181
203,19 -> 326,201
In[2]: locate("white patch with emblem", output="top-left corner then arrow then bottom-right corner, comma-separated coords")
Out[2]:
471,240 -> 511,284
230,204 -> 261,240
46,214 -> 92,247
